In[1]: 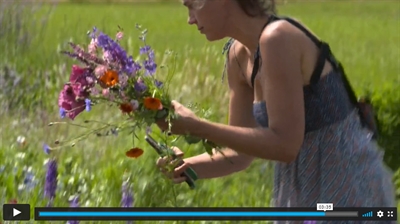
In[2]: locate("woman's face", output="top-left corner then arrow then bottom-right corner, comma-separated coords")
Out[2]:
182,0 -> 229,41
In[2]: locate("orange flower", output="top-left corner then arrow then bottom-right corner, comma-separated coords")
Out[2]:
143,97 -> 163,110
120,103 -> 133,114
99,70 -> 118,87
126,147 -> 144,158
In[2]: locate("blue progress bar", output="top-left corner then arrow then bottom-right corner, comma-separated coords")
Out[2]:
39,211 -> 326,217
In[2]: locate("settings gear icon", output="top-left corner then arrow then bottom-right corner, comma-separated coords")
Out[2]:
377,210 -> 384,218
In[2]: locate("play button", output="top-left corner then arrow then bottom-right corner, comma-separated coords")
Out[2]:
13,208 -> 21,217
2,204 -> 30,221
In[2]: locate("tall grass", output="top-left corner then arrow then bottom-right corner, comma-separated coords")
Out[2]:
0,1 -> 399,223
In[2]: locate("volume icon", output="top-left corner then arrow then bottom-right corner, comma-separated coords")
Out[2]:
362,211 -> 373,217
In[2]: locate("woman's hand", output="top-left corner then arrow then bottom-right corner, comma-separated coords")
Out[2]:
156,100 -> 201,135
156,146 -> 191,184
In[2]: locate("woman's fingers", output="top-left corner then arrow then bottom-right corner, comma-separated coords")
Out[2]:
173,162 -> 191,183
170,146 -> 184,157
156,146 -> 188,184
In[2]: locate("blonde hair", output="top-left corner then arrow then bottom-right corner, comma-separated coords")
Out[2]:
182,0 -> 276,16
236,0 -> 277,17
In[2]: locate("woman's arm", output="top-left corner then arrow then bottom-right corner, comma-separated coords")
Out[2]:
184,149 -> 252,179
181,41 -> 259,179
189,24 -> 306,163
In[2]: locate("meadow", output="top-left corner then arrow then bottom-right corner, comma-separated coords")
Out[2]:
0,0 -> 399,223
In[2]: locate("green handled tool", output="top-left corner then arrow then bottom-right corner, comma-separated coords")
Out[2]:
145,135 -> 198,189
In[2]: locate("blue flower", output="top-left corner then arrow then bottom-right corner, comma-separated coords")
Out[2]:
85,99 -> 91,111
59,108 -> 66,118
43,144 -> 51,154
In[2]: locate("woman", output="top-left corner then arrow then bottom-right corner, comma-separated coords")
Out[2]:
156,0 -> 396,210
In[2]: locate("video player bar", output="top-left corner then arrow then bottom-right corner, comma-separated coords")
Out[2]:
34,207 -> 397,221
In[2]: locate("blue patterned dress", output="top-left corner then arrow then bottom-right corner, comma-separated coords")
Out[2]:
252,70 -> 396,223
222,15 -> 396,224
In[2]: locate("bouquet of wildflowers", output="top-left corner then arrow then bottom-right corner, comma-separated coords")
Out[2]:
46,25 -> 221,158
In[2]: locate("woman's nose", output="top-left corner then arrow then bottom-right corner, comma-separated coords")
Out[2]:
187,15 -> 197,25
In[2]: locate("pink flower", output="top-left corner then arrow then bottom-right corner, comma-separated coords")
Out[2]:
58,84 -> 85,120
69,65 -> 86,83
102,88 -> 114,101
70,65 -> 94,88
88,39 -> 97,54
68,65 -> 94,99
94,65 -> 107,78
86,76 -> 95,86
72,82 -> 89,100
103,51 -> 113,62
116,31 -> 123,41
102,88 -> 109,97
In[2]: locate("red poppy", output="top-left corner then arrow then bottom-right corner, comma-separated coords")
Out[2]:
126,148 -> 144,158
120,103 -> 133,114
143,97 -> 163,110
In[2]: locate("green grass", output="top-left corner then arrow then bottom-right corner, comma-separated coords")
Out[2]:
0,1 -> 399,223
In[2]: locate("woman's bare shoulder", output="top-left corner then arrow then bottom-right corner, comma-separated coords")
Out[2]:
224,39 -> 250,84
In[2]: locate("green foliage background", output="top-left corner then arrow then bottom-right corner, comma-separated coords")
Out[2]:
0,0 -> 399,223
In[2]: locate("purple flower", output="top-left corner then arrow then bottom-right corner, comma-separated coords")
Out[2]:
67,195 -> 80,224
43,144 -> 51,154
21,169 -> 37,192
96,33 -> 110,48
143,59 -> 157,76
148,50 -> 155,60
139,45 -> 150,55
121,191 -> 134,208
121,180 -> 134,208
126,56 -> 141,76
89,26 -> 97,39
121,179 -> 134,224
140,45 -> 157,75
85,99 -> 91,111
96,31 -> 139,76
134,80 -> 147,93
44,159 -> 58,206
154,80 -> 163,88
69,195 -> 79,207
